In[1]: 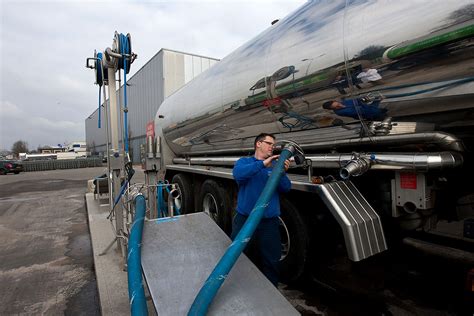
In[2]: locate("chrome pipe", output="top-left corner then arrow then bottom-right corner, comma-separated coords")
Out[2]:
173,151 -> 463,171
301,132 -> 464,152
306,152 -> 463,171
173,157 -> 240,166
168,187 -> 180,217
183,132 -> 464,157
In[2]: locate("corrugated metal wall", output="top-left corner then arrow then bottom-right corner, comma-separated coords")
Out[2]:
85,49 -> 219,162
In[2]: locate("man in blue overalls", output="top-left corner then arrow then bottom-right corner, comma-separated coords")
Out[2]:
232,133 -> 291,286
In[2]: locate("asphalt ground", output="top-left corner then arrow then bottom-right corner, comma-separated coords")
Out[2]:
0,167 -> 109,315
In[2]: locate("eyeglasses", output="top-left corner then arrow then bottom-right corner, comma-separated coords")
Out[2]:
261,140 -> 275,148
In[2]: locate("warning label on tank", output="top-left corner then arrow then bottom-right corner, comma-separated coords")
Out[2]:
400,173 -> 417,189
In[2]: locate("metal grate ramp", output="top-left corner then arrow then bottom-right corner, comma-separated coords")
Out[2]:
141,212 -> 299,316
318,181 -> 388,261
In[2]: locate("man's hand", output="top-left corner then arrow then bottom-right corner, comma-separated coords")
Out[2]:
263,155 -> 279,168
284,159 -> 290,172
263,155 -> 290,171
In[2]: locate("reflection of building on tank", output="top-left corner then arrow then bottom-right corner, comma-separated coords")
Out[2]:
245,64 -> 335,109
247,65 -> 297,113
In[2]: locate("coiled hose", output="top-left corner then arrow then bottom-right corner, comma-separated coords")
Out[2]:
116,32 -> 132,153
96,52 -> 104,128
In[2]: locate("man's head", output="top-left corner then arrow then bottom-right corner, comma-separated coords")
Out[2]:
254,133 -> 275,159
322,100 -> 345,110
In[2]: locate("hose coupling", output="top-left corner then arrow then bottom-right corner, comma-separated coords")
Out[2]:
340,154 -> 372,179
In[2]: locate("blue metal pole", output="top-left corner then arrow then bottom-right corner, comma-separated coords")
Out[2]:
128,194 -> 149,316
188,146 -> 295,315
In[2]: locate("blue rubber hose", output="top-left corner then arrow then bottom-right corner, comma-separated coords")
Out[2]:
383,77 -> 474,99
188,146 -> 295,315
128,194 -> 148,316
107,163 -> 135,220
98,85 -> 102,129
365,76 -> 474,94
118,33 -> 131,153
157,185 -> 163,217
157,182 -> 167,218
96,52 -> 104,129
113,179 -> 129,210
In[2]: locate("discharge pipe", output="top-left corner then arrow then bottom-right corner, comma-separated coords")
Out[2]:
188,144 -> 296,315
167,187 -> 180,217
127,194 -> 148,316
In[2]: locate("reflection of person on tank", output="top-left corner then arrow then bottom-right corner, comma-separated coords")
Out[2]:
322,98 -> 387,120
356,68 -> 383,85
232,133 -> 291,287
331,74 -> 363,95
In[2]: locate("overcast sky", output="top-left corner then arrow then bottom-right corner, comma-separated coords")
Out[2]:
0,0 -> 305,151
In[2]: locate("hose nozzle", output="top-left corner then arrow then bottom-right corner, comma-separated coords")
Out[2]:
340,157 -> 371,179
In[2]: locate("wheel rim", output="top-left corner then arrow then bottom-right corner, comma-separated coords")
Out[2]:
202,193 -> 219,223
279,216 -> 290,261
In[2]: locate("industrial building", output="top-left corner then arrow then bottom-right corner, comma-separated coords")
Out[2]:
85,48 -> 219,162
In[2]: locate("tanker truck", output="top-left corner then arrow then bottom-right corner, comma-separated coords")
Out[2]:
153,1 -> 474,283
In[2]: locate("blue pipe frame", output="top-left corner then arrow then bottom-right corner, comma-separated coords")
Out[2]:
127,194 -> 149,316
188,145 -> 295,315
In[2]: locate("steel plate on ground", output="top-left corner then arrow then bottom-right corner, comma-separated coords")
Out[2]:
141,212 -> 298,315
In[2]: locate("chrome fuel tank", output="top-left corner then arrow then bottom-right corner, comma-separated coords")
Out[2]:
156,0 -> 474,156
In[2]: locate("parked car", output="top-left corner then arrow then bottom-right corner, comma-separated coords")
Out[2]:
0,160 -> 24,175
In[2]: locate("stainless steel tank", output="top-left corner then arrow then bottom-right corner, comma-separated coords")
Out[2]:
156,0 -> 474,156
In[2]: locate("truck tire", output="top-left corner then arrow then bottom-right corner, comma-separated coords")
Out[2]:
171,173 -> 194,214
279,198 -> 309,283
198,179 -> 232,235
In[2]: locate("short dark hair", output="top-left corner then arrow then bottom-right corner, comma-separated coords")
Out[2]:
254,133 -> 275,149
322,101 -> 334,110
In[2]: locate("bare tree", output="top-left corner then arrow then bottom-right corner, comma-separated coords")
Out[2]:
11,140 -> 29,157
358,45 -> 386,61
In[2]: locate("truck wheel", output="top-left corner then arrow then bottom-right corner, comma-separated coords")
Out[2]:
171,173 -> 194,214
279,198 -> 309,283
198,179 -> 232,235
0,169 -> 6,175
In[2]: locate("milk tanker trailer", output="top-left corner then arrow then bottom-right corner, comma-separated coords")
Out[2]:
154,1 -> 474,282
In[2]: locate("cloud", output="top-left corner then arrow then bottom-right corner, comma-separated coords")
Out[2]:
0,0 -> 304,150
0,100 -> 84,150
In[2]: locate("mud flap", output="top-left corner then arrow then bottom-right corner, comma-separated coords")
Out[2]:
317,181 -> 388,261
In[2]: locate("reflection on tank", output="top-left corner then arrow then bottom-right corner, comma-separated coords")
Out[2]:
322,96 -> 387,121
157,1 -> 474,155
